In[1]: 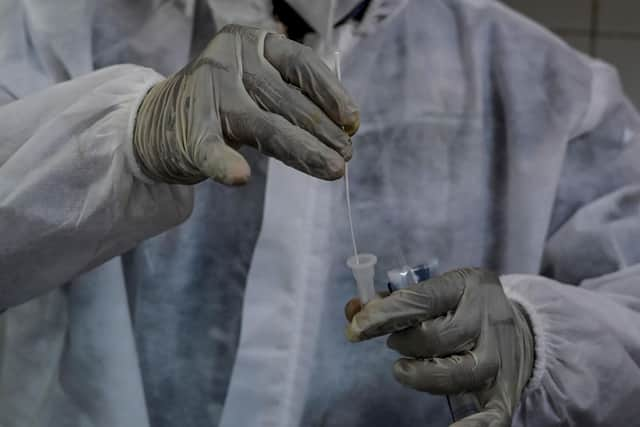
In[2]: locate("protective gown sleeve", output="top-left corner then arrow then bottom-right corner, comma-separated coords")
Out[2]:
0,65 -> 194,309
502,58 -> 640,425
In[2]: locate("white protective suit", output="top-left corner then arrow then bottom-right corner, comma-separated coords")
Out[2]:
1,0 -> 640,426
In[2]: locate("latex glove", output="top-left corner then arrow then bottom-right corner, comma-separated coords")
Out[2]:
346,268 -> 534,427
133,25 -> 359,185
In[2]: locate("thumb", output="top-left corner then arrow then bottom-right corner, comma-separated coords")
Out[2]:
344,292 -> 391,322
194,135 -> 251,186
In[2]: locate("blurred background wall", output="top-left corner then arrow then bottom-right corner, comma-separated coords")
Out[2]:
502,0 -> 640,107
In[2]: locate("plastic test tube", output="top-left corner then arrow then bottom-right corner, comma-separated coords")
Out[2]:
346,253 -> 378,303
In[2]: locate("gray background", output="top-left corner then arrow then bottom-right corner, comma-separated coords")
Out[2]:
502,0 -> 640,107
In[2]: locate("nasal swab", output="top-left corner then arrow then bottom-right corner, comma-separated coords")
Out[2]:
333,50 -> 377,303
334,51 -> 360,264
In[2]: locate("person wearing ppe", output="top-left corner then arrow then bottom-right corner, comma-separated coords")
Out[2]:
1,1 -> 640,427
1,15 -> 358,308
226,1 -> 640,427
0,0 -> 359,425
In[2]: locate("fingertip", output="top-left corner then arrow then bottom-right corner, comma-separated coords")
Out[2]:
326,128 -> 352,162
330,154 -> 346,178
318,154 -> 345,180
197,139 -> 252,186
346,308 -> 374,342
341,141 -> 353,162
392,358 -> 415,384
217,158 -> 251,186
342,108 -> 360,136
285,148 -> 344,181
222,155 -> 251,185
344,298 -> 362,322
217,169 -> 251,186
345,323 -> 363,343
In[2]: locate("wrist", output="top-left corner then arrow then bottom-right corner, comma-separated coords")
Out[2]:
512,301 -> 536,393
133,77 -> 205,185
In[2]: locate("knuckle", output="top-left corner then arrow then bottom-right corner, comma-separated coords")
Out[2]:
292,45 -> 316,65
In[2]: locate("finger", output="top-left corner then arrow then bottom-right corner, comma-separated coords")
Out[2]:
242,70 -> 352,159
387,311 -> 479,358
345,298 -> 362,322
347,273 -> 465,342
392,352 -> 497,395
344,292 -> 391,322
193,135 -> 251,185
224,109 -> 345,180
449,408 -> 509,427
263,34 -> 360,136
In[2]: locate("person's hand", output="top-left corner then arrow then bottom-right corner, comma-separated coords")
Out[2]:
133,24 -> 359,185
345,268 -> 534,427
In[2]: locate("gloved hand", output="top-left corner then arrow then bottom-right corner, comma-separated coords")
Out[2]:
133,25 -> 359,185
346,268 -> 534,427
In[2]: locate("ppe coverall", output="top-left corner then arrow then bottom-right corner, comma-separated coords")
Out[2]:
1,0 -> 640,426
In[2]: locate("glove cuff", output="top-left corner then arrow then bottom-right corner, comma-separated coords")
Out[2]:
511,300 -> 536,387
126,78 -> 161,184
502,276 -> 549,392
133,76 -> 206,185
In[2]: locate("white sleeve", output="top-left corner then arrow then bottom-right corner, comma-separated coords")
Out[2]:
500,57 -> 640,424
0,65 -> 194,309
503,268 -> 640,426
